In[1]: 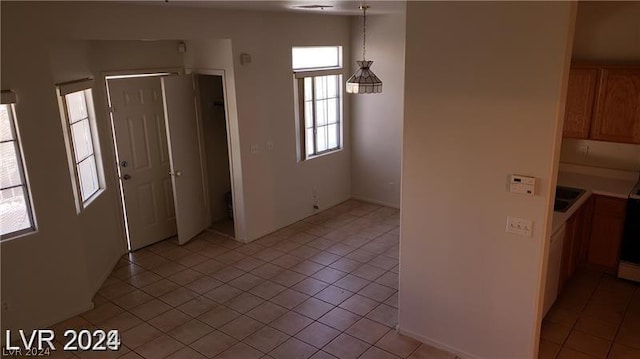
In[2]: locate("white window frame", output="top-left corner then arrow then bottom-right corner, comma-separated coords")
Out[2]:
1,90 -> 36,240
292,46 -> 344,161
57,79 -> 105,212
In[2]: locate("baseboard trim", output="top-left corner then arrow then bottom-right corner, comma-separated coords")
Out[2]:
242,196 -> 351,243
46,301 -> 95,328
397,326 -> 481,359
3,301 -> 95,347
91,250 -> 124,297
351,195 -> 400,209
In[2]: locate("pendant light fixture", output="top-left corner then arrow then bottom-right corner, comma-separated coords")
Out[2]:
346,4 -> 382,94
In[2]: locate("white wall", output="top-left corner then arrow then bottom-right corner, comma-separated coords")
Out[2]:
0,38 -> 186,342
1,1 -> 351,335
399,2 -> 575,358
561,139 -> 640,172
559,1 -> 640,173
572,1 -> 640,62
350,10 -> 406,208
1,40 -> 94,343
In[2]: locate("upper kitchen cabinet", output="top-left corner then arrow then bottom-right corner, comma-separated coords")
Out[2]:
591,69 -> 640,144
562,66 -> 640,144
563,68 -> 598,139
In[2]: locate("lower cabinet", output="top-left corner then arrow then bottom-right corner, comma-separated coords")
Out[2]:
544,224 -> 566,317
548,193 -> 627,313
587,195 -> 627,274
559,197 -> 592,294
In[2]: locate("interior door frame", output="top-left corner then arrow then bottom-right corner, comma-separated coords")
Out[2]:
188,68 -> 242,241
101,67 -> 183,252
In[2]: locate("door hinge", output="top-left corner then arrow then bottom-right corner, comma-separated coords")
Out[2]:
108,106 -> 115,113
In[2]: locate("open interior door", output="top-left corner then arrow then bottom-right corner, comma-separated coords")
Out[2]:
162,75 -> 208,245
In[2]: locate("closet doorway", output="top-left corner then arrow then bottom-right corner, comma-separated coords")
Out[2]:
196,74 -> 235,238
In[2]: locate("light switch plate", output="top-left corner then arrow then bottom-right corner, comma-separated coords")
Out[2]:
506,216 -> 533,237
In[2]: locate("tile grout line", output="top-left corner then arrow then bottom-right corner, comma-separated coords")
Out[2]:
603,282 -> 637,359
68,201 -> 403,358
554,272 -> 601,358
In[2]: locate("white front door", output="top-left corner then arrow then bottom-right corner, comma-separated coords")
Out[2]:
108,76 -> 177,250
162,75 -> 209,245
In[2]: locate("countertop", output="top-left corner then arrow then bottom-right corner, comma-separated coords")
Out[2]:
551,170 -> 638,235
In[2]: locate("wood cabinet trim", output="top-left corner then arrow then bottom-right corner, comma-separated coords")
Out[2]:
571,63 -> 640,69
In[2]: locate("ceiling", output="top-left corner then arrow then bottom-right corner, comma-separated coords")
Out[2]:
126,0 -> 406,15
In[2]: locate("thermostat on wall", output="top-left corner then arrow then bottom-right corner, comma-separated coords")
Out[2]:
510,175 -> 535,196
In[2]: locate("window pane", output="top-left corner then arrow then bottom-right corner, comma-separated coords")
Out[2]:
292,46 -> 341,70
317,126 -> 328,152
304,77 -> 313,102
304,101 -> 313,129
316,99 -> 327,126
0,186 -> 31,235
0,105 -> 13,142
71,119 -> 94,162
328,124 -> 339,149
0,142 -> 22,189
306,129 -> 315,156
65,91 -> 88,123
315,76 -> 327,100
327,98 -> 338,124
327,75 -> 338,98
78,156 -> 99,201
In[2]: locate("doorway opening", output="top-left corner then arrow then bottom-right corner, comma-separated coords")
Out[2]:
195,74 -> 235,238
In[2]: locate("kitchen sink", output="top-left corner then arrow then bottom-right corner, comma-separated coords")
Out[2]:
554,199 -> 572,212
554,186 -> 585,212
556,187 -> 584,200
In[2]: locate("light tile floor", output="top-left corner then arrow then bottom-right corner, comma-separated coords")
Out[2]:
45,200 -> 456,359
540,270 -> 640,359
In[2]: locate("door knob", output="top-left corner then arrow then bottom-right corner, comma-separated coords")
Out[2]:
120,160 -> 128,167
169,171 -> 182,177
122,174 -> 131,180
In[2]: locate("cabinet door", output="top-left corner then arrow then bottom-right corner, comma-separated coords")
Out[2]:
559,212 -> 578,293
543,225 -> 565,317
576,196 -> 594,266
563,68 -> 598,139
591,69 -> 640,144
587,195 -> 627,274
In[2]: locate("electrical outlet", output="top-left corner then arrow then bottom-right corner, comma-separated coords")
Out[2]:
250,144 -> 259,154
2,301 -> 8,311
266,141 -> 274,150
578,145 -> 589,157
506,216 -> 533,237
312,187 -> 319,210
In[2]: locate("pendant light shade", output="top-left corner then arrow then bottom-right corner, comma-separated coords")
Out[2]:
346,5 -> 382,94
346,60 -> 382,94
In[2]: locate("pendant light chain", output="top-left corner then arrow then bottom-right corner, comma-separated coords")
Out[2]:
362,5 -> 367,61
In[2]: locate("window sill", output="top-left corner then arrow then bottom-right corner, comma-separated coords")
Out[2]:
79,187 -> 105,213
0,227 -> 38,244
304,147 -> 343,162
